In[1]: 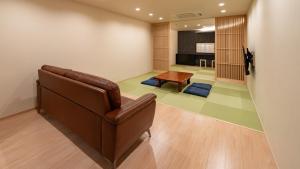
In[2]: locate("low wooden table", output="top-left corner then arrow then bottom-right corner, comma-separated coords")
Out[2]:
154,71 -> 193,92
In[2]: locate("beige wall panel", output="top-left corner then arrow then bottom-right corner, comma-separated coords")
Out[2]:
247,1 -> 300,169
0,0 -> 153,118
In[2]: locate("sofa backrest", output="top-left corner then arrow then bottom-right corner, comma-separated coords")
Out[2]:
63,70 -> 121,109
39,65 -> 122,114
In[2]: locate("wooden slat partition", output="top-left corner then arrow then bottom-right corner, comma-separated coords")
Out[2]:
215,15 -> 247,82
152,22 -> 170,71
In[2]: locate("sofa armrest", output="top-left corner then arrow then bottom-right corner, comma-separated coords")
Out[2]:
104,93 -> 156,124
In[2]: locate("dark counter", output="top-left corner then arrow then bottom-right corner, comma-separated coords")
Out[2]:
176,53 -> 215,67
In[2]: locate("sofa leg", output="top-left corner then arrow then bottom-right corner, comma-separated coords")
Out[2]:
147,129 -> 151,138
36,80 -> 41,114
37,108 -> 41,114
113,161 -> 117,169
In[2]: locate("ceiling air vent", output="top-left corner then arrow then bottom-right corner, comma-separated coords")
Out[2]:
176,13 -> 197,19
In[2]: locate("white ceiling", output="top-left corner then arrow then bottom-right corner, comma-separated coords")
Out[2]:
74,0 -> 252,24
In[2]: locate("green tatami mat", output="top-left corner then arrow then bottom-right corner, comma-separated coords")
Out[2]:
118,65 -> 263,131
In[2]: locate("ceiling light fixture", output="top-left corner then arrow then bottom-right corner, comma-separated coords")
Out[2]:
219,3 -> 225,7
135,8 -> 141,11
159,17 -> 163,20
184,25 -> 188,28
221,9 -> 227,13
149,13 -> 154,16
197,25 -> 215,32
197,24 -> 201,26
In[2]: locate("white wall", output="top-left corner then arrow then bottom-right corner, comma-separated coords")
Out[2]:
247,0 -> 300,169
169,29 -> 178,65
0,0 -> 153,118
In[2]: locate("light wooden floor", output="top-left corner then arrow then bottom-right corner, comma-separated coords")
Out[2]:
0,97 -> 277,169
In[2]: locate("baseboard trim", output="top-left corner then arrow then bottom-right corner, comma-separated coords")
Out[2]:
216,78 -> 246,85
0,108 -> 36,121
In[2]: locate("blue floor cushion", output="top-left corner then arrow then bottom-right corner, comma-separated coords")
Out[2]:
184,83 -> 212,97
141,77 -> 165,87
191,83 -> 212,91
184,86 -> 211,97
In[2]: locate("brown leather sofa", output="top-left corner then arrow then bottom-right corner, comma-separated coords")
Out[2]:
37,65 -> 156,169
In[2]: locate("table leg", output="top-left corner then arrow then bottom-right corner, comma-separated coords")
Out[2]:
187,78 -> 191,84
178,83 -> 183,92
157,80 -> 162,87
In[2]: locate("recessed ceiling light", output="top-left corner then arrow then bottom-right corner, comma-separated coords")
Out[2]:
159,17 -> 163,20
219,3 -> 225,7
221,9 -> 227,13
149,13 -> 154,16
184,25 -> 188,28
197,24 -> 201,26
135,8 -> 141,11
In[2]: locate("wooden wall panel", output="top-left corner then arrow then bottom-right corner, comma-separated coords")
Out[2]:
154,49 -> 169,61
154,36 -> 169,49
215,15 -> 247,82
152,22 -> 170,71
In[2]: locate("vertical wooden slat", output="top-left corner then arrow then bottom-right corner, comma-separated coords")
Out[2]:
215,15 -> 246,82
